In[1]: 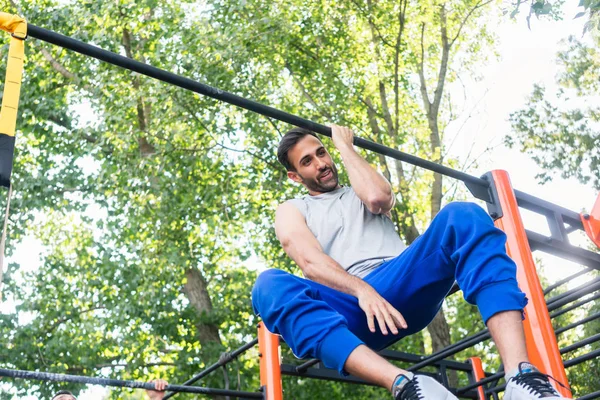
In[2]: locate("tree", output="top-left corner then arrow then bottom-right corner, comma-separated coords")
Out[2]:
508,35 -> 600,189
509,0 -> 599,33
508,31 -> 600,397
0,0 -> 500,398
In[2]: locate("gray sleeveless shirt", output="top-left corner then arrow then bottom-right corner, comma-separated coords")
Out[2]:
287,186 -> 406,279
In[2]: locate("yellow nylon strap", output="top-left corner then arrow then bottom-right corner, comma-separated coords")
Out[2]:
0,12 -> 26,137
0,13 -> 25,298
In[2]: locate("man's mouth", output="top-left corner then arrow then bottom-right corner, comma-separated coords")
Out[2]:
319,169 -> 332,180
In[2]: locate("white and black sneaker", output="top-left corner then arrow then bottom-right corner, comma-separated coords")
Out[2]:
504,362 -> 569,399
392,372 -> 458,400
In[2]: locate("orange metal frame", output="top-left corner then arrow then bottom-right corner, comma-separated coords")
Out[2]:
581,193 -> 600,249
258,322 -> 283,400
491,170 -> 571,397
257,171 -> 576,399
468,357 -> 487,400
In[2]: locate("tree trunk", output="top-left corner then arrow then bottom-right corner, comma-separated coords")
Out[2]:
428,310 -> 457,386
182,267 -> 222,344
422,5 -> 456,387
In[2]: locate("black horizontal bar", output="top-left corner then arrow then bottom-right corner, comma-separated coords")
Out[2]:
408,330 -> 492,372
296,358 -> 320,373
412,279 -> 599,373
295,346 -> 477,376
163,338 -> 259,400
547,277 -> 600,307
282,363 -> 487,398
462,349 -> 600,396
564,348 -> 600,369
478,372 -> 600,397
0,368 -> 263,398
456,371 -> 504,394
544,268 -> 591,296
547,283 -> 600,313
577,389 -> 600,400
560,333 -> 600,355
527,230 -> 600,270
555,311 -> 600,335
281,363 -> 376,386
25,24 -> 491,202
514,190 -> 584,229
485,383 -> 507,395
379,349 -> 476,372
550,292 -> 600,319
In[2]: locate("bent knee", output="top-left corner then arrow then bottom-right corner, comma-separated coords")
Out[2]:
439,201 -> 488,220
253,268 -> 291,295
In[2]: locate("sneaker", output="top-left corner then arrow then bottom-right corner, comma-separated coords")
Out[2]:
504,362 -> 569,399
393,372 -> 458,400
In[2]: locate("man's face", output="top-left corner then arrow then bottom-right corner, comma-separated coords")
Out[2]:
287,135 -> 339,194
52,395 -> 76,400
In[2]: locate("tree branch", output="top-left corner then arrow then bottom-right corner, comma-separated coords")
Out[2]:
122,28 -> 156,157
288,37 -> 383,121
176,97 -> 281,171
418,23 -> 431,114
394,0 -> 408,136
351,0 -> 395,48
43,306 -> 107,336
285,63 -> 333,119
432,5 -> 450,114
378,82 -> 395,135
38,46 -> 95,93
450,0 -> 494,46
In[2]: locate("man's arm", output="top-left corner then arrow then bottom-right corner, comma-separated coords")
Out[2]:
331,125 -> 395,215
276,202 -> 367,295
275,202 -> 406,335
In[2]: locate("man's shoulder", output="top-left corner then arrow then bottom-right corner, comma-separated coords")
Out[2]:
282,197 -> 308,217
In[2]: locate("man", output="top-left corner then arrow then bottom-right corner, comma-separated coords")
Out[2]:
50,379 -> 168,399
252,125 -> 568,399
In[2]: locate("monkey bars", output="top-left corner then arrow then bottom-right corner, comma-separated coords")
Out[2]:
0,12 -> 598,400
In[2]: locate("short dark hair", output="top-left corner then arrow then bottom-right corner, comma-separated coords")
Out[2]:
277,128 -> 319,171
52,390 -> 76,400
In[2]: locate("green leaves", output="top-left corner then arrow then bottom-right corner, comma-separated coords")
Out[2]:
508,36 -> 600,190
0,0 -> 520,398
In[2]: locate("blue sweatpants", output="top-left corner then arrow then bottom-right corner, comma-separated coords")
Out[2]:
252,202 -> 528,375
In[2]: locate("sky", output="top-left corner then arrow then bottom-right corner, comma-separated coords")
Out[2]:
2,2 -> 599,399
444,2 -> 598,286
449,2 -> 596,211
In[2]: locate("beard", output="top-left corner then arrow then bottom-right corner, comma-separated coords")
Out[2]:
298,164 -> 339,193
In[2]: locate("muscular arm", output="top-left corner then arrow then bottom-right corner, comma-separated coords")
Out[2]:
275,202 -> 369,296
275,202 -> 407,334
332,125 -> 395,215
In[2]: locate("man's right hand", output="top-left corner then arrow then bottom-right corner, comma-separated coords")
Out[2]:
146,379 -> 168,400
357,286 -> 407,335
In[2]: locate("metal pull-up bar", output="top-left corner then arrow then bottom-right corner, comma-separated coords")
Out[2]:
22,23 -> 492,202
0,368 -> 264,398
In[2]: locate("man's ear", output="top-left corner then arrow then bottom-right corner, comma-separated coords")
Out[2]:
287,171 -> 303,184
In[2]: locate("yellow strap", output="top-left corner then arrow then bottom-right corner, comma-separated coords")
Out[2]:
0,13 -> 25,298
0,12 -> 27,36
0,12 -> 26,137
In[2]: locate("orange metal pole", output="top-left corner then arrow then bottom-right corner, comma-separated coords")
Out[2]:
491,170 -> 571,397
581,193 -> 600,249
468,357 -> 487,400
258,322 -> 283,400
